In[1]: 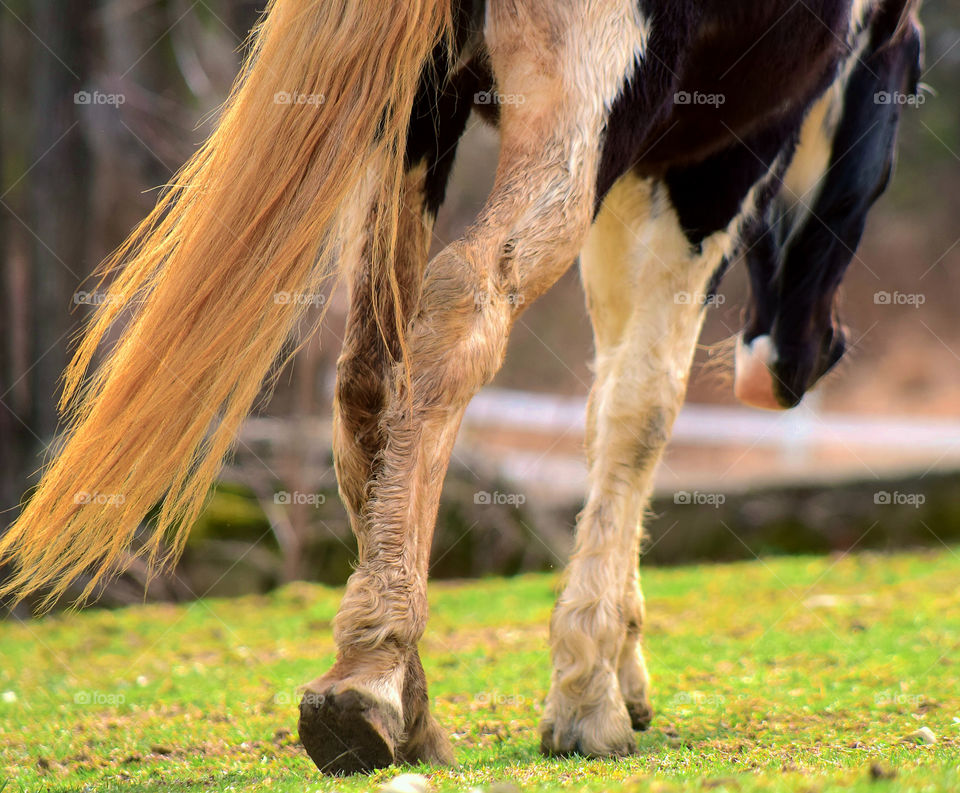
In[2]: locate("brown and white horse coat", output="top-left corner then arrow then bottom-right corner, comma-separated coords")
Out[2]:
1,0 -> 922,775
314,0 -> 921,770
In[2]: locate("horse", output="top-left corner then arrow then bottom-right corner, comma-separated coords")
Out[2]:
0,0 -> 922,775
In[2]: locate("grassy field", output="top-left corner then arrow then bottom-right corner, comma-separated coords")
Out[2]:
1,549 -> 958,792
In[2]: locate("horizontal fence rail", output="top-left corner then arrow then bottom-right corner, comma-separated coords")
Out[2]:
464,388 -> 960,451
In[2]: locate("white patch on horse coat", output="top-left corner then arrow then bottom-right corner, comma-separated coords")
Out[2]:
780,10 -> 875,239
365,661 -> 407,716
733,334 -> 783,410
850,0 -> 880,34
782,87 -> 841,215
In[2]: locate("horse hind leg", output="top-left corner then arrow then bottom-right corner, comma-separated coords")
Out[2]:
300,165 -> 451,774
299,65 -> 476,773
330,163 -> 431,534
302,0 -> 647,773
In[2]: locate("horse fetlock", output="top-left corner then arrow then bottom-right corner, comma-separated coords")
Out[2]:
397,704 -> 454,766
397,647 -> 453,765
550,599 -> 626,672
333,571 -> 426,650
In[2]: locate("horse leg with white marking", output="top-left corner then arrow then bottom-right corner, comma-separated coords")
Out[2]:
541,173 -> 733,756
313,167 -> 449,773
297,0 -> 647,773
304,52 -> 482,770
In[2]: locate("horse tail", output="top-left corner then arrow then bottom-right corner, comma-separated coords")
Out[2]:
0,0 -> 451,608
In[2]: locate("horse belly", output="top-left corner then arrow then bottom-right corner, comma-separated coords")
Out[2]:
636,0 -> 852,170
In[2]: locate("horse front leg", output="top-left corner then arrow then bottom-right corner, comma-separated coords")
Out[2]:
541,173 -> 730,756
298,0 -> 646,774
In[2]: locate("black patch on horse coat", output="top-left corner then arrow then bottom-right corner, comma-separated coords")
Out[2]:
596,0 -> 853,211
405,0 -> 490,216
662,118 -> 802,247
704,134 -> 798,300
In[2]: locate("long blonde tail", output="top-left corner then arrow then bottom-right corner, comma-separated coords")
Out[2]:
0,0 -> 451,607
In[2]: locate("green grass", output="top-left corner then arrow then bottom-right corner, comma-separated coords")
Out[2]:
1,549 -> 958,792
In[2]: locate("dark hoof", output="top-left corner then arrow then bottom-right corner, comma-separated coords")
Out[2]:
539,722 -> 637,759
626,701 -> 653,731
298,687 -> 401,775
540,732 -> 575,758
539,735 -> 638,759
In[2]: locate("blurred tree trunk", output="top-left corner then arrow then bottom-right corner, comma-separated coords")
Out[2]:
0,3 -> 48,522
26,0 -> 95,453
0,6 -> 25,521
230,0 -> 263,35
0,0 -> 95,532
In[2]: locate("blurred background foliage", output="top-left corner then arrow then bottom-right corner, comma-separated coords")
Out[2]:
1,0 -> 959,609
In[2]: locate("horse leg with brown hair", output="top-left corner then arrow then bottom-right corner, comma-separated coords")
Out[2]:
297,0 -> 647,774
298,60 -> 481,772
307,167 -> 443,774
540,172 -> 734,756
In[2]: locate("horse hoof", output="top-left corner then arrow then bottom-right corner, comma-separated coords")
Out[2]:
539,727 -> 638,759
298,687 -> 401,775
626,700 -> 653,731
539,707 -> 638,759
